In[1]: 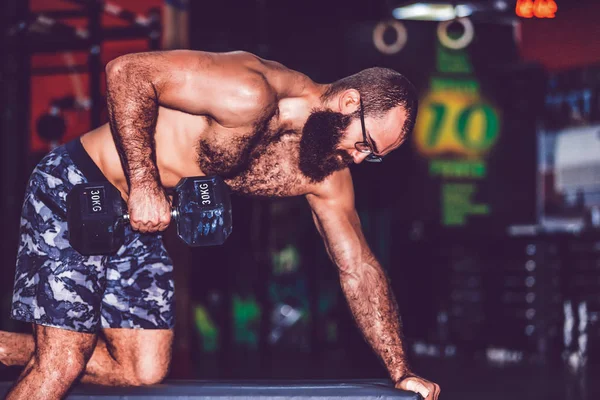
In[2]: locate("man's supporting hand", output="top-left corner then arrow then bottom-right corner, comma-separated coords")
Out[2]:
396,374 -> 441,400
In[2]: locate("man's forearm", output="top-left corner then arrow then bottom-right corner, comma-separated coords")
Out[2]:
339,258 -> 409,382
106,57 -> 161,191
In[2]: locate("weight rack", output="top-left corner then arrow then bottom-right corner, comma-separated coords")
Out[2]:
7,0 -> 162,129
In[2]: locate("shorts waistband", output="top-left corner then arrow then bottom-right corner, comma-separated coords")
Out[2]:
65,138 -> 108,182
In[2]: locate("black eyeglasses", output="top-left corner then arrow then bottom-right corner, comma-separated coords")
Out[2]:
355,98 -> 383,163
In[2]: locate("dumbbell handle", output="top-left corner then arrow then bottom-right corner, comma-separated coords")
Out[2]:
122,209 -> 179,222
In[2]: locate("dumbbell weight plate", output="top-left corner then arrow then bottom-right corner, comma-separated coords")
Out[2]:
67,182 -> 127,255
173,176 -> 233,246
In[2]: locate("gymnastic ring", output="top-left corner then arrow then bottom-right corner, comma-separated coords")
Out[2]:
436,17 -> 474,50
372,20 -> 408,55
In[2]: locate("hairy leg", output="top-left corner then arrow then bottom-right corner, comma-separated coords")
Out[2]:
0,331 -> 34,366
5,325 -> 96,400
81,328 -> 173,386
0,328 -> 173,387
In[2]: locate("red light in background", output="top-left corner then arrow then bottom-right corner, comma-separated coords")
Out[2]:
516,0 -> 557,19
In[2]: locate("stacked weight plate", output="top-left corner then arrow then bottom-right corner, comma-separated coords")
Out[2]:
486,238 -> 562,360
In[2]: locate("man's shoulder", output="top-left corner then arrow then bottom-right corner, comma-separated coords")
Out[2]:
194,50 -> 311,103
236,52 -> 314,99
193,51 -> 278,124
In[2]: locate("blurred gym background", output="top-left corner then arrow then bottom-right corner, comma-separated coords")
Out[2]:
1,1 -> 600,399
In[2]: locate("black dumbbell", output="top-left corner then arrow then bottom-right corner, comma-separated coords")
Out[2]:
67,176 -> 232,255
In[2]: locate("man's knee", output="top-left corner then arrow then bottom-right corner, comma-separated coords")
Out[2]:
131,361 -> 169,386
103,328 -> 172,386
130,347 -> 171,386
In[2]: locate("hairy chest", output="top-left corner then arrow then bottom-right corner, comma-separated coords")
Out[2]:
226,133 -> 313,197
197,122 -> 312,198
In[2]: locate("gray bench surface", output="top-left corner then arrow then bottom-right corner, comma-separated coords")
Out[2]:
0,380 -> 422,399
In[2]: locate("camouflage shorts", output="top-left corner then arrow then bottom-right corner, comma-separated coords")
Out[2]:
11,140 -> 175,333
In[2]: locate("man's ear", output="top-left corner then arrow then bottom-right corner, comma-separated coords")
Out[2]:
338,89 -> 360,114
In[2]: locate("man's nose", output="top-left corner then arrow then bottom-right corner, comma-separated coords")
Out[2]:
352,151 -> 369,164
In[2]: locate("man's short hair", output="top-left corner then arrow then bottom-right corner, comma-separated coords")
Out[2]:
323,67 -> 419,139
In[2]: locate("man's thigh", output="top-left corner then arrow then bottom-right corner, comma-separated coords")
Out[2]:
11,146 -> 105,334
34,325 -> 97,363
99,231 -> 175,375
100,229 -> 175,330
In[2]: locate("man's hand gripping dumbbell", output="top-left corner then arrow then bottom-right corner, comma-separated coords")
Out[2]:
67,176 -> 232,255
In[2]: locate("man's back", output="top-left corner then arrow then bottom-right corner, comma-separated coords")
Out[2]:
81,50 -> 326,199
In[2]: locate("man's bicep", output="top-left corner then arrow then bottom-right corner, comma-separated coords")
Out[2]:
151,50 -> 218,114
106,50 -> 213,114
106,50 -> 268,119
307,193 -> 364,269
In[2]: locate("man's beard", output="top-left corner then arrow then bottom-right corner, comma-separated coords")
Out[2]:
299,110 -> 355,183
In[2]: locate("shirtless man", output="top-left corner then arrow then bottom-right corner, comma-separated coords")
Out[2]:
2,50 -> 439,400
